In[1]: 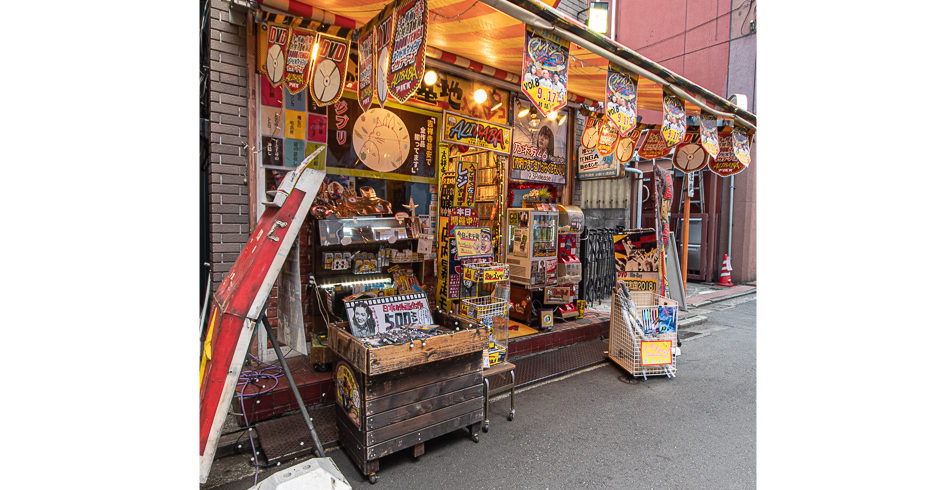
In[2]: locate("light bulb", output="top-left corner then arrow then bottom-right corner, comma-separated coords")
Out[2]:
558,114 -> 567,125
424,70 -> 437,86
547,111 -> 557,120
518,107 -> 530,118
473,88 -> 487,104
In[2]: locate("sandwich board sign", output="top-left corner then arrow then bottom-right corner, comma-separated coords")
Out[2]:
199,162 -> 326,483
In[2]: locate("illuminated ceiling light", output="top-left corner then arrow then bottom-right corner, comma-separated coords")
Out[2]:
588,2 -> 610,34
423,70 -> 438,86
558,113 -> 567,125
473,88 -> 488,104
517,106 -> 530,118
547,110 -> 558,120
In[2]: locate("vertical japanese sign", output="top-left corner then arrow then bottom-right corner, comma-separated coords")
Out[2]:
521,26 -> 569,116
699,113 -> 720,158
661,94 -> 686,147
453,160 -> 476,207
309,33 -> 350,107
374,7 -> 396,108
605,65 -> 637,135
284,28 -> 316,95
653,165 -> 673,297
263,23 -> 290,87
732,127 -> 751,165
357,27 -> 375,111
388,0 -> 429,104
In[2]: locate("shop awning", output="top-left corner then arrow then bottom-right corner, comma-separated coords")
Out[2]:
253,0 -> 756,130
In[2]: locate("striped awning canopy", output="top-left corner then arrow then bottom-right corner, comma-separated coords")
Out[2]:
257,0 -> 706,115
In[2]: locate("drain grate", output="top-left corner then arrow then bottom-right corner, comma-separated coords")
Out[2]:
513,339 -> 609,388
254,404 -> 338,466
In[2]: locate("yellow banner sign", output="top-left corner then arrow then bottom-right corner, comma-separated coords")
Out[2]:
640,340 -> 673,366
454,227 -> 493,258
442,112 -> 512,155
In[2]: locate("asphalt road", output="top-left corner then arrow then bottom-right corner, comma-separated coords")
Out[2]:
218,296 -> 756,489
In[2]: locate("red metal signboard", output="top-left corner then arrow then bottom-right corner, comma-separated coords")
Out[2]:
199,166 -> 326,483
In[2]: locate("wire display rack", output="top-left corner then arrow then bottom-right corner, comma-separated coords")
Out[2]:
608,288 -> 679,380
459,262 -> 511,366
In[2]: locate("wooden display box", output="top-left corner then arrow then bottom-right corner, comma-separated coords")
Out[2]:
328,322 -> 488,482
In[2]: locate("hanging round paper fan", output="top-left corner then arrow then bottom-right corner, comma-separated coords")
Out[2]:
614,136 -> 634,163
672,143 -> 707,173
312,59 -> 342,103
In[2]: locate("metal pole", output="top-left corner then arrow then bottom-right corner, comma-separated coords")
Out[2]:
199,262 -> 212,337
623,166 -> 643,229
260,314 -> 326,457
727,175 -> 735,262
681,177 -> 691,287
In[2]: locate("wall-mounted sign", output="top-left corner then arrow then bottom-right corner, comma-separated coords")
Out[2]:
732,127 -> 751,165
310,33 -> 350,107
356,27 -> 374,111
577,145 -> 618,179
521,26 -> 569,116
707,133 -> 747,177
453,227 -> 493,258
344,292 -> 433,337
442,111 -> 512,155
605,65 -> 638,135
673,143 -> 707,173
284,28 -> 317,95
453,160 -> 476,207
262,23 -> 290,87
640,340 -> 673,366
328,92 -> 438,182
699,114 -> 720,157
387,0 -> 429,103
412,73 -> 510,125
510,98 -> 568,185
661,94 -> 687,147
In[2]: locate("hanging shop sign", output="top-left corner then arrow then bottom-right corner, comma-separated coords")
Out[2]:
446,206 -> 480,232
441,111 -> 512,155
707,133 -> 746,177
605,65 -> 638,135
261,23 -> 290,87
637,130 -> 671,159
510,98 -> 568,185
521,26 -> 569,116
328,92 -> 438,183
653,165 -> 673,296
374,5 -> 396,107
463,264 -> 508,282
310,33 -> 350,106
283,28 -> 316,95
615,128 -> 641,163
732,127 -> 751,165
454,227 -> 494,258
344,293 -> 433,337
580,118 -> 599,149
595,119 -> 619,157
577,145 -> 618,179
413,73 -> 510,125
453,159 -> 476,207
334,362 -> 362,428
661,94 -> 687,147
699,114 -> 720,158
673,143 -> 708,173
357,27 -> 374,111
387,0 -> 429,103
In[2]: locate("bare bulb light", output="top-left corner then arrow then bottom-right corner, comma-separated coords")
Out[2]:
423,70 -> 437,86
473,89 -> 488,104
547,110 -> 558,120
558,113 -> 567,125
517,107 -> 530,118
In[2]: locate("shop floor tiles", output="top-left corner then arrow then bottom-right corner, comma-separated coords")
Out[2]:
511,338 -> 609,388
254,404 -> 339,465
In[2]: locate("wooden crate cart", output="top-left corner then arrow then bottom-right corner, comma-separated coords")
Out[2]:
328,321 -> 488,483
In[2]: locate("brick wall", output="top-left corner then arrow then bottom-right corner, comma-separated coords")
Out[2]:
206,0 -> 251,291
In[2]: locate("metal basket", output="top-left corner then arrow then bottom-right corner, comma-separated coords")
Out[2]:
608,290 -> 678,380
459,295 -> 510,366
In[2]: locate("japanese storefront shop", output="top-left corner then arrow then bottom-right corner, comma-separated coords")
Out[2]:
200,0 -> 756,483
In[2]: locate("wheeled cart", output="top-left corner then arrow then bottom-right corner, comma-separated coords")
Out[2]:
328,322 -> 488,484
482,361 -> 516,432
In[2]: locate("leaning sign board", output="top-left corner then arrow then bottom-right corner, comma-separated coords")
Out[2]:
199,165 -> 326,483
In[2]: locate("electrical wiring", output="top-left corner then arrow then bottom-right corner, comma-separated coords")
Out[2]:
233,351 -> 285,485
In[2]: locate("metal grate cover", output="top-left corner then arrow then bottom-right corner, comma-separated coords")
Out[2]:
255,404 -> 339,466
513,339 -> 608,388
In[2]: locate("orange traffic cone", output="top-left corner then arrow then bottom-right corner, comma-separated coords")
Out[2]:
717,254 -> 734,287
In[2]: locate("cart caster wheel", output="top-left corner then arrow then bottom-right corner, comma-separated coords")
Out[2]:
482,422 -> 489,433
369,474 -> 378,484
507,411 -> 515,422
471,434 -> 480,443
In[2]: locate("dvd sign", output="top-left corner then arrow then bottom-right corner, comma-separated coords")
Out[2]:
310,33 -> 350,107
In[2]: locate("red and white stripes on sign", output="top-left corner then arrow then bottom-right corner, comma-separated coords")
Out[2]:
255,0 -> 358,29
426,46 -> 519,84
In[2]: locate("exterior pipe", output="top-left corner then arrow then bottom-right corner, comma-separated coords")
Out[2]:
726,175 -> 735,262
477,0 -> 757,131
624,167 -> 643,228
